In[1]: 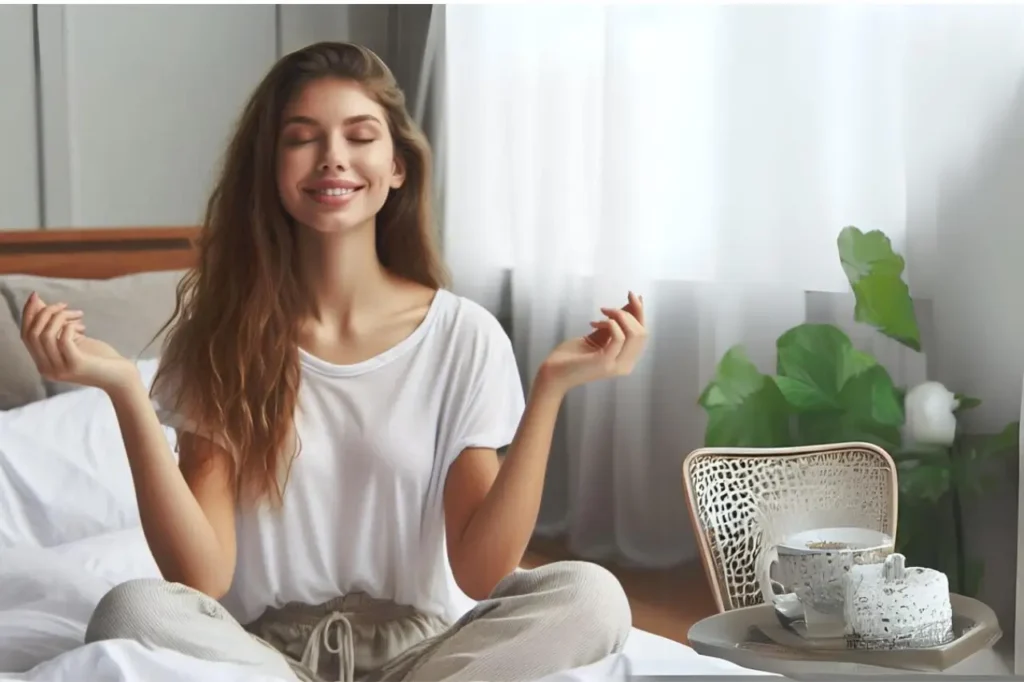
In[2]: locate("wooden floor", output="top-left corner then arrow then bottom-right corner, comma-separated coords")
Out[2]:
521,535 -> 718,645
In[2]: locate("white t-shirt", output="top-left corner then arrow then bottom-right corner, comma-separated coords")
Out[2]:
152,289 -> 526,625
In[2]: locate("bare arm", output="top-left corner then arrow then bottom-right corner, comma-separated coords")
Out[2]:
444,378 -> 564,600
108,377 -> 238,599
444,293 -> 647,599
20,292 -> 238,598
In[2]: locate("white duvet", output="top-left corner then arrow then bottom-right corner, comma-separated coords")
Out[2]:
0,528 -> 762,681
0,528 -> 764,681
0,363 -> 767,680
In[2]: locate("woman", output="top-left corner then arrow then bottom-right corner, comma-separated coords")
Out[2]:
19,42 -> 647,682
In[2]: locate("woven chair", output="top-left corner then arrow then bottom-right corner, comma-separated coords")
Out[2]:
681,442 -> 898,613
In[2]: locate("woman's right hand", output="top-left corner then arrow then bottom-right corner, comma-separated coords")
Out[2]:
20,292 -> 139,393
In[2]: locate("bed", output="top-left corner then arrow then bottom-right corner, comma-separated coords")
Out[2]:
0,227 -> 770,681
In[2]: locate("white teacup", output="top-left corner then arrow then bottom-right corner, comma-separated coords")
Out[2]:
758,526 -> 894,638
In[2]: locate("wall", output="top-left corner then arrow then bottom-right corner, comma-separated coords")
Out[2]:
279,5 -> 391,58
51,6 -> 277,229
0,4 -> 398,232
945,82 -> 1024,652
0,6 -> 42,229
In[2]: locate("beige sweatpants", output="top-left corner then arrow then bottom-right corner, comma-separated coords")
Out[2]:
84,561 -> 632,682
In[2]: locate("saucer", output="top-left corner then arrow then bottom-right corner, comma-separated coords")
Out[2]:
758,593 -> 999,663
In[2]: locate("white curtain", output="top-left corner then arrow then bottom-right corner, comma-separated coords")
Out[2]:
442,4 -> 1024,567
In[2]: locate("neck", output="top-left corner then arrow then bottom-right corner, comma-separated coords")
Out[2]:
299,220 -> 391,329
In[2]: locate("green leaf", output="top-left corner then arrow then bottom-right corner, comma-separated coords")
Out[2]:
861,366 -> 906,427
775,324 -> 904,449
837,226 -> 922,352
776,324 -> 877,403
698,346 -> 792,448
975,421 -> 1020,460
794,371 -> 903,450
948,426 -> 1018,498
954,393 -> 982,412
898,460 -> 951,502
771,375 -> 836,411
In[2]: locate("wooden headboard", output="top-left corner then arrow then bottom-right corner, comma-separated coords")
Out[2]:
0,227 -> 200,279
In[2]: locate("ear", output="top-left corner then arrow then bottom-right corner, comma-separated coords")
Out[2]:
390,154 -> 406,189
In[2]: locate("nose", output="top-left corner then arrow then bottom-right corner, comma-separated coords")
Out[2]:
320,131 -> 350,171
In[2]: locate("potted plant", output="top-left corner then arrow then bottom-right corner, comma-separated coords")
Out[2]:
697,226 -> 1018,596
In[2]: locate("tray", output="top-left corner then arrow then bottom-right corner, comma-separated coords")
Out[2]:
688,594 -> 1002,673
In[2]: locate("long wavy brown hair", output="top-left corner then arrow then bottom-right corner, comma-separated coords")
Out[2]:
151,42 -> 448,508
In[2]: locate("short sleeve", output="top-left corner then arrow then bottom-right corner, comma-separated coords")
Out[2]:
149,357 -> 229,449
444,311 -> 526,469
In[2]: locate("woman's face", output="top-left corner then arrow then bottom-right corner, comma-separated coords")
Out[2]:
276,77 -> 404,234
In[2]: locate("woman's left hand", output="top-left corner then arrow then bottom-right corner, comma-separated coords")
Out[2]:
537,291 -> 647,394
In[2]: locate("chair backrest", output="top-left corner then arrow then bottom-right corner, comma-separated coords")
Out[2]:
681,442 -> 898,613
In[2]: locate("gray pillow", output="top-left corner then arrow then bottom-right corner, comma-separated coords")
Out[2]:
1,269 -> 185,397
0,297 -> 46,410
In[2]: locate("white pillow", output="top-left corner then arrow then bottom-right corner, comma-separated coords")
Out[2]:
0,359 -> 177,549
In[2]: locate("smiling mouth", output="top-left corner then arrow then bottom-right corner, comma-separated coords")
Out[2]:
304,186 -> 365,206
306,187 -> 362,197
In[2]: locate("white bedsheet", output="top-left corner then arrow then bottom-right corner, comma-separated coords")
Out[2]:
0,528 -> 767,681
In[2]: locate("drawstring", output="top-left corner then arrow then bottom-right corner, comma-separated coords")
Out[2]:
245,594 -> 449,682
301,611 -> 356,682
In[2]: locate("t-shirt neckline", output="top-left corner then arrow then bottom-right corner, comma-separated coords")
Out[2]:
297,288 -> 448,378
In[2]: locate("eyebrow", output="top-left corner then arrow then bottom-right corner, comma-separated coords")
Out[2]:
282,114 -> 382,127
